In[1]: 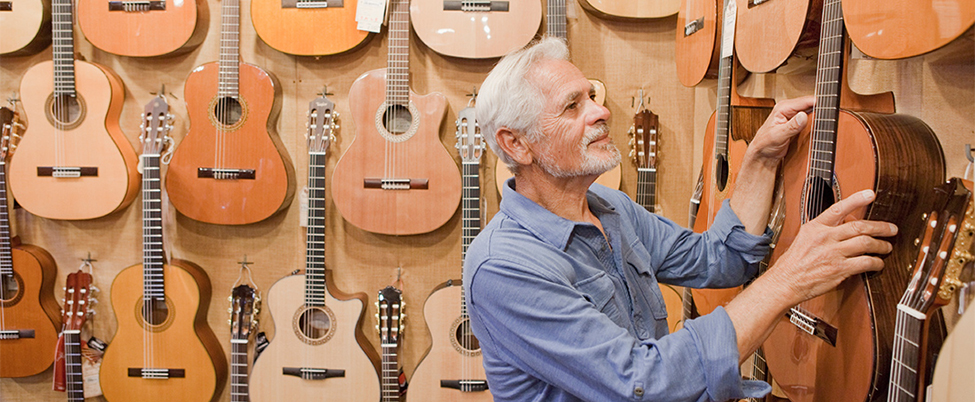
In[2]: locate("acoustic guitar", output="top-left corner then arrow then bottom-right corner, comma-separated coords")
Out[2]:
251,0 -> 371,56
377,286 -> 404,402
249,93 -> 381,401
734,0 -> 821,73
77,0 -> 208,57
229,284 -> 260,402
410,0 -> 541,59
166,0 -> 295,225
331,0 -> 461,235
579,0 -> 679,19
762,1 -> 948,400
0,0 -> 51,56
0,106 -> 61,378
675,0 -> 720,87
410,104 -> 492,401
100,95 -> 227,402
887,178 -> 971,402
844,0 -> 975,60
53,270 -> 94,401
10,0 -> 140,221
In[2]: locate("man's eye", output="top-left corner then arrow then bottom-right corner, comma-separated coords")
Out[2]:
567,102 -> 578,110
589,93 -> 597,100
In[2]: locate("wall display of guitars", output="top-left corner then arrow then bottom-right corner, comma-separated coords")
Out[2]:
579,0 -> 679,19
249,93 -> 381,401
99,95 -> 227,402
0,106 -> 62,378
331,0 -> 462,236
411,102 -> 492,401
0,0 -> 51,56
762,1 -> 949,400
77,0 -> 209,57
165,0 -> 296,226
251,0 -> 371,56
10,0 -> 140,221
410,0 -> 542,59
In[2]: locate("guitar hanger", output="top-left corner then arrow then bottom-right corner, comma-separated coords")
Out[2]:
233,255 -> 259,291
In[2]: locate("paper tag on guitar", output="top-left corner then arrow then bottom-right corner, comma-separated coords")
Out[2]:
356,0 -> 387,33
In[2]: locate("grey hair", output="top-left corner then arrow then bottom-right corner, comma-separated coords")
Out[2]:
476,36 -> 570,174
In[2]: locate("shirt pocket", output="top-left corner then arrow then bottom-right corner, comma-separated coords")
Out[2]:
573,271 -> 626,326
624,243 -> 670,323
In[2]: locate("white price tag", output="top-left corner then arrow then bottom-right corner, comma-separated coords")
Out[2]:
356,0 -> 388,33
719,0 -> 737,59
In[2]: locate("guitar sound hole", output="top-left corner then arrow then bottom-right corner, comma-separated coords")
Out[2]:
214,97 -> 243,126
0,274 -> 20,303
142,298 -> 170,326
49,95 -> 83,125
715,154 -> 729,192
804,177 -> 836,222
298,308 -> 332,340
382,104 -> 413,134
453,318 -> 480,352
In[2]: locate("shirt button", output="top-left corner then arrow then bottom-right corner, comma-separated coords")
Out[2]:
634,386 -> 644,397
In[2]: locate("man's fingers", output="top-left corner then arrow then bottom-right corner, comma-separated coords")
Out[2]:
833,219 -> 899,241
837,236 -> 894,257
772,96 -> 816,122
814,189 -> 876,226
845,255 -> 886,274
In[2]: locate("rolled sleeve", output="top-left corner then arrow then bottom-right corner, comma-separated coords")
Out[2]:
706,199 -> 773,265
681,306 -> 771,401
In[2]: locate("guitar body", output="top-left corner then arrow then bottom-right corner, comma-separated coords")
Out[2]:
11,60 -> 139,220
844,0 -> 975,59
0,244 -> 60,378
764,110 -> 946,402
410,0 -> 541,59
331,68 -> 461,235
250,0 -> 370,56
249,274 -> 380,401
167,61 -> 295,225
675,0 -> 719,87
0,0 -> 51,56
735,0 -> 820,73
101,260 -> 226,402
411,283 -> 492,401
77,0 -> 208,57
579,0 -> 679,19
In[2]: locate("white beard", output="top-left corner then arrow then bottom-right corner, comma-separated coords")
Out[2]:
535,124 -> 621,178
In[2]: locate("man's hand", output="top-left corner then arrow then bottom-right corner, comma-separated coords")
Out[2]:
747,95 -> 815,165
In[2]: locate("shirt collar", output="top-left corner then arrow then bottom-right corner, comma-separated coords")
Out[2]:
499,177 -> 618,250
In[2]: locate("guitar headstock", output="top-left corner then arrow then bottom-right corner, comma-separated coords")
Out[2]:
307,94 -> 337,154
376,286 -> 404,345
230,284 -> 260,341
61,270 -> 94,332
140,95 -> 172,156
455,107 -> 484,163
628,107 -> 659,169
903,178 -> 974,316
0,106 -> 24,161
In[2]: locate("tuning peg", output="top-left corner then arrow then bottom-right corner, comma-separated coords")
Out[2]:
90,286 -> 100,293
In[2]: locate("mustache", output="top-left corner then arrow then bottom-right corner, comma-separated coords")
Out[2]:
584,124 -> 610,144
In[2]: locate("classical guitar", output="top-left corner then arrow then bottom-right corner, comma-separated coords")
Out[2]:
0,106 -> 61,378
377,286 -> 404,402
734,0 -> 820,73
579,0 -> 678,19
53,270 -> 94,401
249,93 -> 380,401
77,0 -> 208,57
229,284 -> 260,402
0,0 -> 51,56
887,178 -> 972,402
10,0 -> 140,220
844,0 -> 974,60
331,0 -> 461,235
763,1 -> 948,400
251,0 -> 371,56
100,95 -> 227,402
166,0 -> 295,225
411,104 -> 492,401
675,0 -> 720,87
690,0 -> 774,317
410,0 -> 541,59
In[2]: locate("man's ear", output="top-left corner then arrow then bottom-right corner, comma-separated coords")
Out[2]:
496,128 -> 534,166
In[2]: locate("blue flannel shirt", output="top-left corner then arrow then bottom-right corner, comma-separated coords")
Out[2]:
463,179 -> 773,402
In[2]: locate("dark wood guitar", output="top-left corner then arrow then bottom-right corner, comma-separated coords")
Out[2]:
0,0 -> 51,55
54,270 -> 94,401
229,284 -> 260,402
249,93 -> 381,401
77,0 -> 208,57
887,178 -> 971,402
377,286 -> 404,402
166,0 -> 295,225
10,0 -> 140,220
675,0 -> 720,87
844,0 -> 974,60
734,0 -> 821,73
410,0 -> 541,59
411,104 -> 492,401
0,106 -> 61,378
251,0 -> 371,56
331,0 -> 461,235
100,95 -> 227,402
763,1 -> 948,400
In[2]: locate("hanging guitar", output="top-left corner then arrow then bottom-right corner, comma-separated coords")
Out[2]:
77,0 -> 208,57
0,0 -> 51,55
251,0 -> 371,56
675,0 -> 720,87
53,270 -> 94,401
377,286 -> 404,402
410,0 -> 541,59
229,283 -> 260,402
844,0 -> 974,60
734,0 -> 821,73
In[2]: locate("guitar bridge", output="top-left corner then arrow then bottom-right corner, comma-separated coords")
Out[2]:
684,17 -> 704,37
37,167 -> 98,178
443,1 -> 509,11
0,2 -> 11,11
440,379 -> 489,392
786,307 -> 838,347
282,367 -> 345,380
128,368 -> 185,379
198,168 -> 256,180
364,178 -> 429,190
280,0 -> 343,8
108,1 -> 165,11
0,330 -> 35,340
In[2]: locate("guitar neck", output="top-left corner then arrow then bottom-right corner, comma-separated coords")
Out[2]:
887,305 -> 926,402
230,335 -> 250,402
141,152 -> 165,299
460,160 -> 481,317
713,0 -> 736,160
546,0 -> 567,40
305,151 -> 328,305
386,0 -> 410,106
0,158 -> 12,277
807,0 -> 845,181
51,0 -> 76,95
635,168 -> 657,213
218,0 -> 241,98
381,342 -> 400,402
64,331 -> 85,402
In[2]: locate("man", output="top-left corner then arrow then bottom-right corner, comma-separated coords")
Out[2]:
463,37 -> 897,401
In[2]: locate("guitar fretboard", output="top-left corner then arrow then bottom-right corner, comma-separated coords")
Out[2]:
65,330 -> 85,402
380,341 -> 399,402
52,0 -> 76,96
230,335 -> 250,402
807,0 -> 845,181
635,168 -> 657,213
218,0 -> 241,98
888,307 -> 924,402
142,154 -> 165,300
546,0 -> 567,40
0,158 -> 12,277
713,0 -> 736,164
386,0 -> 411,107
460,160 -> 481,317
304,152 -> 328,306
